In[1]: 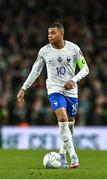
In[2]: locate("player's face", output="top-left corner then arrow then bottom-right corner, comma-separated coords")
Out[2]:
48,27 -> 63,44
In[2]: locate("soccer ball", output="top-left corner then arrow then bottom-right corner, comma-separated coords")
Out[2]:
43,152 -> 62,168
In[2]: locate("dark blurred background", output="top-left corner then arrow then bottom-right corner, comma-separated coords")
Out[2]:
0,0 -> 107,127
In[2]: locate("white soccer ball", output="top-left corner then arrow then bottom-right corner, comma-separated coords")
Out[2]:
43,152 -> 62,168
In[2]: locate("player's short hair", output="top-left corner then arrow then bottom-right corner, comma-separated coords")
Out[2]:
49,22 -> 64,33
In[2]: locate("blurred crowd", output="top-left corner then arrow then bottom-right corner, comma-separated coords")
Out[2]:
0,0 -> 107,126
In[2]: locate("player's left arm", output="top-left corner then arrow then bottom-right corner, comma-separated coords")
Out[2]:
71,48 -> 89,83
64,48 -> 89,90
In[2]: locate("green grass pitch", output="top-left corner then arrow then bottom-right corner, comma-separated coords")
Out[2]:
0,149 -> 107,179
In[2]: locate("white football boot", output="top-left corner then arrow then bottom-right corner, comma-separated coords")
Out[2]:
70,154 -> 79,168
60,153 -> 69,168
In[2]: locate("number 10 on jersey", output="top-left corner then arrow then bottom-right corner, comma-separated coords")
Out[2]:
56,67 -> 66,76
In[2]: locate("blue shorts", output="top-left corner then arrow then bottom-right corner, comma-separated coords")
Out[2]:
48,93 -> 78,117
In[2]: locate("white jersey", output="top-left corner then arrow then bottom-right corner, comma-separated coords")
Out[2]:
22,41 -> 89,97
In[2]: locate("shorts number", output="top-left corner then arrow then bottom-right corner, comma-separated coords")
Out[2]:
56,67 -> 66,76
72,103 -> 78,113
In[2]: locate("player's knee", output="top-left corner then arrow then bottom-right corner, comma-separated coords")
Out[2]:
68,117 -> 75,122
58,115 -> 68,122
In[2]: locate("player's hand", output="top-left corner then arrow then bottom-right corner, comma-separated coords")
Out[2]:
17,88 -> 25,103
64,80 -> 76,90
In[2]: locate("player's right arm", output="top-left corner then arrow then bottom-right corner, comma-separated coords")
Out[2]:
17,50 -> 45,103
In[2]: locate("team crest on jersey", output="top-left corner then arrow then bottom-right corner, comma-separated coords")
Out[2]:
57,57 -> 63,62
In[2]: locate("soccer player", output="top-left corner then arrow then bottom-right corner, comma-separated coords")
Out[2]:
17,23 -> 89,168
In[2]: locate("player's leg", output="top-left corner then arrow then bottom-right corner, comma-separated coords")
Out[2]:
55,107 -> 69,168
66,97 -> 79,168
68,116 -> 79,168
68,116 -> 75,135
55,107 -> 78,168
48,93 -> 78,168
67,97 -> 78,135
48,93 -> 68,167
